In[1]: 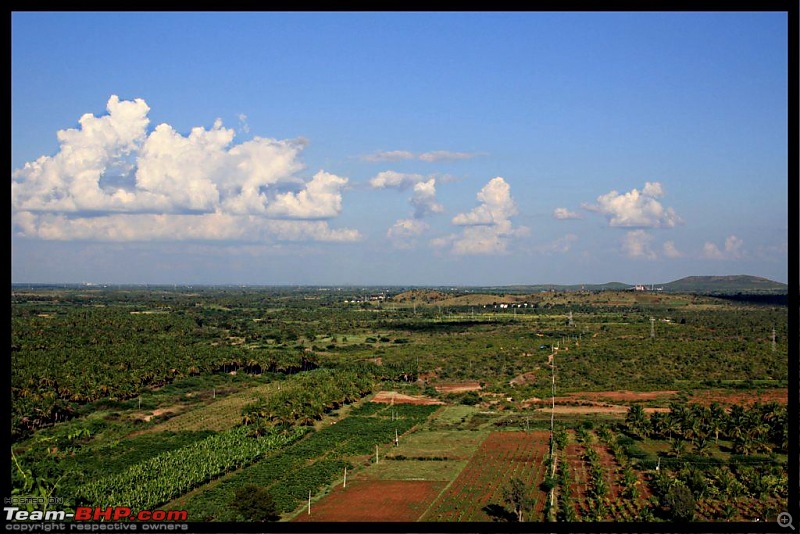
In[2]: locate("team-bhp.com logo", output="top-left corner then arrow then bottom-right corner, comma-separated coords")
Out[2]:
5,506 -> 189,531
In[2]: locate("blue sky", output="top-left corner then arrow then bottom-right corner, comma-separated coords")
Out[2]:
11,11 -> 789,286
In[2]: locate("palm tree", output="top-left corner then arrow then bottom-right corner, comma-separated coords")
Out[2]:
670,437 -> 685,458
707,402 -> 727,444
625,405 -> 650,439
726,404 -> 747,442
692,436 -> 711,457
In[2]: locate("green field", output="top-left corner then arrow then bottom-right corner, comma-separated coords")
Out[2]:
9,286 -> 789,524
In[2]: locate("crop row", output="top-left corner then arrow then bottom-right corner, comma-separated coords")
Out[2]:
424,431 -> 549,521
76,425 -> 307,510
179,403 -> 440,520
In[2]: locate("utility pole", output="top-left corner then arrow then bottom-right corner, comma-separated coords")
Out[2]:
549,348 -> 557,518
650,317 -> 655,339
550,349 -> 556,441
772,327 -> 777,352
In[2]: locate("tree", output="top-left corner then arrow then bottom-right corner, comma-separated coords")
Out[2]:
625,404 -> 650,439
231,484 -> 280,522
665,482 -> 696,522
503,477 -> 533,522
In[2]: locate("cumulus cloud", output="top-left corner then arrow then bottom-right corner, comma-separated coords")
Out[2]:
12,95 -> 151,213
11,95 -> 359,243
724,235 -> 745,258
445,177 -> 529,255
387,218 -> 430,249
553,207 -> 581,220
452,177 -> 517,226
662,240 -> 683,258
410,179 -> 444,218
362,150 -> 482,163
703,242 -> 725,259
371,171 -> 444,246
265,171 -> 348,219
622,230 -> 657,260
582,181 -> 682,228
703,235 -> 745,260
13,211 -> 360,243
368,170 -> 427,190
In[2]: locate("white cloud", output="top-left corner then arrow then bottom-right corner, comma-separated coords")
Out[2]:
265,171 -> 348,219
553,207 -> 581,220
264,220 -> 362,242
368,170 -> 427,190
622,230 -> 657,260
387,218 -> 430,249
370,173 -> 444,242
642,182 -> 664,197
703,242 -> 725,259
582,181 -> 682,228
134,120 -> 234,212
363,150 -> 482,163
452,177 -> 517,226
447,177 -> 528,255
662,240 -> 683,258
362,150 -> 416,162
237,113 -> 250,134
13,212 -> 361,243
410,179 -> 444,218
12,95 -> 151,213
418,150 -> 480,162
703,235 -> 745,260
11,95 -> 358,243
724,235 -> 745,258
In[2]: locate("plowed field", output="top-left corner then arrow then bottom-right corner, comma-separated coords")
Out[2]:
293,479 -> 446,522
422,431 -> 550,522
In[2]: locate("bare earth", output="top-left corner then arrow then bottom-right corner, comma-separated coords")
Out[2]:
371,391 -> 444,405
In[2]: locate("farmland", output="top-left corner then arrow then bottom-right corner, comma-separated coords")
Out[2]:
9,284 -> 790,525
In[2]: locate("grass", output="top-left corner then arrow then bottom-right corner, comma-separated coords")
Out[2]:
142,380 -> 281,433
384,429 -> 487,460
424,405 -> 479,429
365,459 -> 469,482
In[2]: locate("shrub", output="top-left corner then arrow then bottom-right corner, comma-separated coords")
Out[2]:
231,484 -> 280,522
665,482 -> 695,522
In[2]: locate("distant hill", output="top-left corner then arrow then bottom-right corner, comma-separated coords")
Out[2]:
658,275 -> 787,294
387,276 -> 786,298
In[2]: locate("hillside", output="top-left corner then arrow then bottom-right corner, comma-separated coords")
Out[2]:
659,275 -> 787,294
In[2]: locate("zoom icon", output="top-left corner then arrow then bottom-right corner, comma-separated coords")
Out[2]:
778,512 -> 795,530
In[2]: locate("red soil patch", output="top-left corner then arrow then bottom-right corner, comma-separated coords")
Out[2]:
563,432 -> 653,521
564,439 -> 589,517
370,391 -> 444,405
565,390 -> 679,402
687,388 -> 788,406
537,405 -> 629,414
594,443 -> 621,502
294,480 -> 446,522
434,381 -> 482,394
